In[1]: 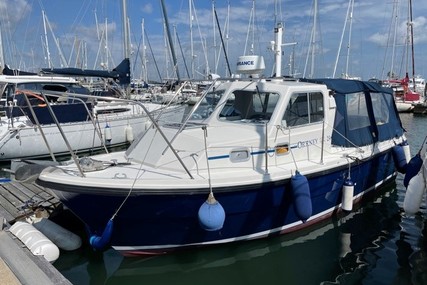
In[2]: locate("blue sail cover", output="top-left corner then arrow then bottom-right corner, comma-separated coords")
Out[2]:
302,78 -> 403,147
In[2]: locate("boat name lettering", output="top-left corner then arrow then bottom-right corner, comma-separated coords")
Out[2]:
297,138 -> 318,148
237,60 -> 254,66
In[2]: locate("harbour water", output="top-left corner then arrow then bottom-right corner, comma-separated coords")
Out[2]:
48,113 -> 427,284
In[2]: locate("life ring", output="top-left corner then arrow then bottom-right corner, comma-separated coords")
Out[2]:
15,89 -> 47,107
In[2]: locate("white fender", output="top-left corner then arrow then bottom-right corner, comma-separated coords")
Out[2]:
10,221 -> 60,263
104,124 -> 112,142
341,180 -> 354,212
403,142 -> 411,164
403,172 -> 426,216
125,124 -> 134,142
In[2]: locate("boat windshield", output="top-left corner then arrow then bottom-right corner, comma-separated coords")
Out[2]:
190,89 -> 225,120
189,88 -> 280,123
217,90 -> 280,122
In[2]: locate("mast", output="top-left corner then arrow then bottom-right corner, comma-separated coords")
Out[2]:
121,0 -> 130,60
303,0 -> 318,78
211,1 -> 217,75
274,23 -> 283,77
333,0 -> 353,78
214,8 -> 232,77
104,18 -> 109,69
225,1 -> 230,76
408,0 -> 416,89
244,0 -> 255,56
141,19 -> 148,83
0,22 -> 4,71
310,0 -> 317,78
344,0 -> 354,77
390,0 -> 399,79
160,0 -> 180,81
189,0 -> 194,78
42,10 -> 52,68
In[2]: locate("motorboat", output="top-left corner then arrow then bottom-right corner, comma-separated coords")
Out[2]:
36,23 -> 410,256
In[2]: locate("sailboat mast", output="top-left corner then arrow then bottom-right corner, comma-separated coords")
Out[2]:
141,19 -> 148,83
121,0 -> 130,59
310,0 -> 317,78
333,0 -> 352,78
211,1 -> 217,75
42,10 -> 52,68
189,0 -> 194,78
390,0 -> 399,79
160,0 -> 180,81
214,8 -> 232,77
345,0 -> 354,77
408,0 -> 416,89
0,23 -> 4,71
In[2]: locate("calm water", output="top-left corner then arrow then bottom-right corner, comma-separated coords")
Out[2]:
51,113 -> 427,285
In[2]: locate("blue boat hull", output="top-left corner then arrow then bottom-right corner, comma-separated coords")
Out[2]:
41,150 -> 397,255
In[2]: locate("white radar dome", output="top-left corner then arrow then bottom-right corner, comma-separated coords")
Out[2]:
236,55 -> 265,75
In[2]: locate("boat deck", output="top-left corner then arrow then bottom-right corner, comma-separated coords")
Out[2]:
0,181 -> 71,285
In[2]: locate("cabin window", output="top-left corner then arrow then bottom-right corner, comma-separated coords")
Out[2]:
218,90 -> 280,122
190,89 -> 224,120
370,92 -> 390,125
283,92 -> 323,127
345,92 -> 370,130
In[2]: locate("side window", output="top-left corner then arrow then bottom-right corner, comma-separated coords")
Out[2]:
370,92 -> 389,125
283,92 -> 324,127
17,83 -> 37,91
346,92 -> 370,130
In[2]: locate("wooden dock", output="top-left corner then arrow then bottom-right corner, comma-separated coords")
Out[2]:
0,180 -> 61,224
0,181 -> 72,285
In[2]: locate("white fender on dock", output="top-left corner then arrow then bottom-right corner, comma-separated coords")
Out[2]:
9,221 -> 60,263
403,172 -> 426,216
27,217 -> 82,251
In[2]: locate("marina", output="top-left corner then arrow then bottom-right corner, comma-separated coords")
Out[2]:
0,1 -> 426,284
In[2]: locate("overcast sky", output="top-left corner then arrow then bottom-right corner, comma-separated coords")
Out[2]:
0,0 -> 426,81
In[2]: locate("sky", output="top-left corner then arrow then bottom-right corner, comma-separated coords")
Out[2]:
0,0 -> 426,82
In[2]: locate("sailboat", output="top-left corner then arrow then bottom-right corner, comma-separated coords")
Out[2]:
380,0 -> 422,112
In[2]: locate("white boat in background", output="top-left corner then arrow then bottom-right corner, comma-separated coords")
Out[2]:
409,75 -> 426,97
0,74 -> 185,162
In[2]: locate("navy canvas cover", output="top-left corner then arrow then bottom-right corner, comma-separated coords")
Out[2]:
302,78 -> 403,147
